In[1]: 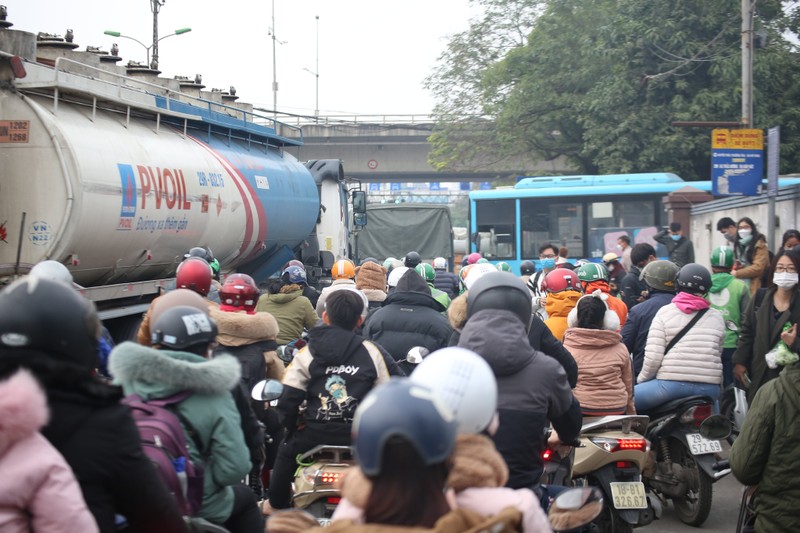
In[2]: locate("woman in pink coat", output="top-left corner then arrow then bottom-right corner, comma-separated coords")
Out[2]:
0,370 -> 98,533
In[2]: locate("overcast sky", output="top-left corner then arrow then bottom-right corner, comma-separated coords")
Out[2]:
7,0 -> 478,118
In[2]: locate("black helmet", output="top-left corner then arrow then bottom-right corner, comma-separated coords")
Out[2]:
404,251 -> 422,268
520,260 -> 535,276
0,278 -> 99,368
151,306 -> 218,350
466,271 -> 532,330
639,260 -> 679,292
353,379 -> 457,477
183,246 -> 214,264
675,263 -> 712,295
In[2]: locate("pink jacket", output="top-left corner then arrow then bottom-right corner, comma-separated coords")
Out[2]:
0,370 -> 98,533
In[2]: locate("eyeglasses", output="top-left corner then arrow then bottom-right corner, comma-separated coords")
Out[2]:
540,254 -> 557,259
775,266 -> 798,273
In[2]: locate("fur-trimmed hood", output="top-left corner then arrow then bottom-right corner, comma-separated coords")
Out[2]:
0,370 -> 48,456
209,307 -> 279,347
109,341 -> 241,399
448,292 -> 468,330
360,288 -> 387,303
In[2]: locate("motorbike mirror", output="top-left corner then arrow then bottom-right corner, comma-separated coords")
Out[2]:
399,346 -> 429,365
699,414 -> 732,440
548,487 -> 604,532
251,379 -> 284,402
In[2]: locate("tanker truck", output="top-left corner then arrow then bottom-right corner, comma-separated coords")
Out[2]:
0,22 -> 364,338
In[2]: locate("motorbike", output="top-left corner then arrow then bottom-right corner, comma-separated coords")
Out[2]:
291,444 -> 355,525
735,485 -> 758,533
640,395 -> 732,527
543,415 -> 655,533
719,382 -> 748,444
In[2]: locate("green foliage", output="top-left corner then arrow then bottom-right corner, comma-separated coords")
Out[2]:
428,0 -> 800,179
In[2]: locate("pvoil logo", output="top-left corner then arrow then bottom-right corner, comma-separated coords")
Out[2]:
118,163 -> 137,217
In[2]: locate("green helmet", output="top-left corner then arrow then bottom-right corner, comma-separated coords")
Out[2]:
496,262 -> 512,272
639,260 -> 679,292
415,263 -> 436,283
710,246 -> 734,269
576,262 -> 609,283
476,258 -> 489,264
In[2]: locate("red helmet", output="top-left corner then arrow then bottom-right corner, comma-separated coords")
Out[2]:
176,258 -> 212,296
220,273 -> 260,313
542,268 -> 581,293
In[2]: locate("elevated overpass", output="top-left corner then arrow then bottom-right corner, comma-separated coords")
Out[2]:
279,114 -> 573,183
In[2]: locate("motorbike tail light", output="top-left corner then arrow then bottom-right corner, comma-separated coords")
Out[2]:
542,449 -> 554,461
616,461 -> 635,468
315,470 -> 343,486
589,437 -> 647,453
618,438 -> 647,452
327,497 -> 341,505
680,404 -> 713,427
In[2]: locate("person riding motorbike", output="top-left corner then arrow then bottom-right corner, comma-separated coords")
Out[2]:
542,268 -> 583,341
315,259 -> 360,318
575,262 -> 627,327
257,267 -> 318,346
635,263 -> 725,412
416,262 -> 452,310
432,257 -> 459,299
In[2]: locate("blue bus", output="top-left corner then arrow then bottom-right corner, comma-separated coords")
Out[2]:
468,172 -> 798,272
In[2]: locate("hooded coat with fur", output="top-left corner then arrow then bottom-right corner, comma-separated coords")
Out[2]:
109,342 -> 251,524
0,370 -> 99,533
210,306 -> 285,383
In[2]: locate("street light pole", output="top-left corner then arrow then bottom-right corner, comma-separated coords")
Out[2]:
151,0 -> 165,70
104,27 -> 191,68
315,15 -> 319,119
741,0 -> 754,127
271,0 -> 278,120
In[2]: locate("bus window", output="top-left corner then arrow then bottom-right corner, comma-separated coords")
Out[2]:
588,199 -> 658,257
474,199 -> 515,259
520,199 -> 582,259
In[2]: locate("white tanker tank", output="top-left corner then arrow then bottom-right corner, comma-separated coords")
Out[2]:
0,25 -> 362,320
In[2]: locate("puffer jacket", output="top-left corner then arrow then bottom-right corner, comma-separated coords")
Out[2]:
562,328 -> 634,414
256,285 -> 318,345
316,279 -> 360,318
544,290 -> 582,341
637,303 -> 724,384
433,270 -> 460,300
730,363 -> 800,532
621,291 -> 675,377
0,370 -> 98,533
310,507 -> 523,533
210,306 -> 284,384
109,343 -> 251,525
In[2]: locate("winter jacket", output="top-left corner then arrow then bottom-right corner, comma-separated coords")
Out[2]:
433,270 -> 460,300
0,370 -> 98,533
654,230 -> 695,267
446,294 -> 577,388
316,279 -> 360,318
302,284 -> 320,309
363,270 -> 452,372
459,309 -> 581,489
28,364 -> 187,533
707,272 -> 750,348
279,324 -> 391,439
210,306 -> 284,385
562,328 -> 634,414
732,287 -> 800,403
730,363 -> 800,532
110,343 -> 251,525
355,289 -> 388,337
621,291 -> 675,377
619,265 -> 646,310
582,281 -> 627,327
310,507 -> 523,533
255,285 -> 318,345
733,236 -> 770,295
637,303 -> 724,385
544,290 -> 582,341
332,434 -> 550,533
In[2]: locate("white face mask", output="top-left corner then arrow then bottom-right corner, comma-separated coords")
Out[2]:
738,229 -> 752,239
774,272 -> 799,289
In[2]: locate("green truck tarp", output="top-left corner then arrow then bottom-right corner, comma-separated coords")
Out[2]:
355,204 -> 454,265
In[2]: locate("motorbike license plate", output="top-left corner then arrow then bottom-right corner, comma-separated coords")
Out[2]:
609,482 -> 647,509
685,433 -> 723,455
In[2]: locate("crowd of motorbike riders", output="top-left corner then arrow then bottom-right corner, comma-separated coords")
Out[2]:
0,220 -> 799,532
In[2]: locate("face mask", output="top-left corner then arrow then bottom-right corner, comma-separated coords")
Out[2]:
724,233 -> 737,243
738,229 -> 752,239
616,244 -> 623,250
671,234 -> 681,241
540,258 -> 556,270
774,272 -> 799,289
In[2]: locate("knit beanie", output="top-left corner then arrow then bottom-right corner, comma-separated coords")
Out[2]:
355,261 -> 387,292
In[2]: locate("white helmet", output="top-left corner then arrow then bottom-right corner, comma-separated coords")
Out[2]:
387,266 -> 410,288
410,347 -> 497,434
29,260 -> 73,285
463,263 -> 497,290
433,257 -> 448,270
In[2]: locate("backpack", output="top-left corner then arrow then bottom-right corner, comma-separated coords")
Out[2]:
123,391 -> 205,516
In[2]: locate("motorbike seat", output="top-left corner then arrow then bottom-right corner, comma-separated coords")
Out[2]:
638,394 -> 715,417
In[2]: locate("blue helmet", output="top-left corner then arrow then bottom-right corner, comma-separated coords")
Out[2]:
352,379 -> 457,477
282,265 -> 307,285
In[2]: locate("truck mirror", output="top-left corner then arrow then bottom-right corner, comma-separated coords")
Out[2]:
352,190 -> 367,214
353,212 -> 367,228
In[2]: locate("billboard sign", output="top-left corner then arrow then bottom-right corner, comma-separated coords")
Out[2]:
711,129 -> 763,196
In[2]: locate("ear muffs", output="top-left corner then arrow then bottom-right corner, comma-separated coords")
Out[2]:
567,290 -> 620,331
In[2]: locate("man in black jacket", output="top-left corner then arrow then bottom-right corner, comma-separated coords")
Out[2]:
619,243 -> 657,310
457,272 -> 581,492
363,269 -> 453,373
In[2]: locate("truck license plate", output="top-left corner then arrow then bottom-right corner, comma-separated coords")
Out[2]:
610,482 -> 647,509
685,433 -> 723,455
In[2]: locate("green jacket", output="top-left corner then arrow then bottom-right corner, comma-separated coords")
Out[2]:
732,288 -> 800,403
428,282 -> 451,311
707,272 -> 750,348
730,363 -> 800,532
256,287 -> 318,345
109,342 -> 250,524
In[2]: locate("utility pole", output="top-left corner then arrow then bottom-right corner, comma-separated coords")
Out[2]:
151,0 -> 165,70
271,0 -> 278,120
741,0 -> 754,126
315,15 -> 320,119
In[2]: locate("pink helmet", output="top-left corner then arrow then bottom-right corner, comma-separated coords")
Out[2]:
467,252 -> 483,265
